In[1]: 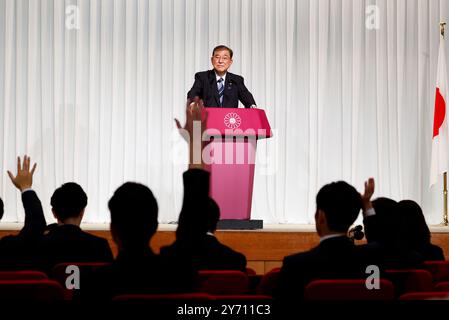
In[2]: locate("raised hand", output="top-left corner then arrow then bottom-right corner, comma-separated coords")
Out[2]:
361,178 -> 375,210
175,97 -> 207,142
7,155 -> 37,191
175,97 -> 208,168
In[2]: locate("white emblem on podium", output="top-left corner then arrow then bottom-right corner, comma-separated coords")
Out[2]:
224,113 -> 241,129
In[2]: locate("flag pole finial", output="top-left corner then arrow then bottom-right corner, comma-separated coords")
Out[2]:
441,22 -> 446,39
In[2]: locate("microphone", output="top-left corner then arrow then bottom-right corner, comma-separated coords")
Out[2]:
348,225 -> 364,242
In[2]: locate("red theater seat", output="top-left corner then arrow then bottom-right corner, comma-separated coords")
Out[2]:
399,292 -> 449,300
304,279 -> 395,300
425,261 -> 449,283
385,269 -> 433,294
434,281 -> 449,291
256,268 -> 280,296
0,270 -> 48,280
113,293 -> 213,301
212,294 -> 273,301
0,279 -> 65,300
246,267 -> 257,276
197,270 -> 249,295
51,262 -> 111,300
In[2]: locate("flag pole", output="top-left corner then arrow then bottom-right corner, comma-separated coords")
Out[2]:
441,22 -> 448,226
444,172 -> 448,226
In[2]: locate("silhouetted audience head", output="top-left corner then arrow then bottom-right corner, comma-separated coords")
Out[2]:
315,181 -> 363,235
365,197 -> 399,244
397,200 -> 431,247
108,182 -> 158,251
176,197 -> 220,240
205,198 -> 220,233
0,197 -> 3,220
51,182 -> 87,223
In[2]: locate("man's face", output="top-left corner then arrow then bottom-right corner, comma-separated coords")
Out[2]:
211,49 -> 233,75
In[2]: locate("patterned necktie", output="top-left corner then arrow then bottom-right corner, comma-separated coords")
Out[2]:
217,78 -> 224,106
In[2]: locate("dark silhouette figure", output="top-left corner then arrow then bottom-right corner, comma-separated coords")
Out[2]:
362,197 -> 424,269
161,169 -> 247,272
397,200 -> 444,261
0,156 -> 47,270
36,183 -> 113,272
80,182 -> 196,300
276,181 -> 375,301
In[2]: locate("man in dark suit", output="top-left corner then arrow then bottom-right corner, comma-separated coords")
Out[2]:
187,45 -> 257,108
36,182 -> 113,272
360,179 -> 425,270
276,181 -> 376,301
160,190 -> 247,273
79,182 -> 196,300
0,156 -> 47,270
169,100 -> 247,271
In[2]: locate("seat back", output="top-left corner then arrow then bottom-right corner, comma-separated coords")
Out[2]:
0,270 -> 48,280
51,262 -> 111,299
113,293 -> 213,301
434,281 -> 449,291
213,294 -> 273,301
197,270 -> 249,295
424,261 -> 449,283
304,279 -> 395,300
0,279 -> 65,300
385,269 -> 433,295
256,268 -> 280,296
246,267 -> 257,276
399,292 -> 449,300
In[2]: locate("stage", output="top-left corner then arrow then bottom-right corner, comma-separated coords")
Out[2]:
1,223 -> 449,274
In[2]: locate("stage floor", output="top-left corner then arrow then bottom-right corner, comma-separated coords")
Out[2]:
1,223 -> 449,274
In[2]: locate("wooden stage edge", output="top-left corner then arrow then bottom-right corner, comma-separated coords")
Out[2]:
1,223 -> 449,275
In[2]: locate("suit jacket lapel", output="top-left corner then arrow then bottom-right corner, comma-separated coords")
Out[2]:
223,74 -> 233,108
208,70 -> 221,106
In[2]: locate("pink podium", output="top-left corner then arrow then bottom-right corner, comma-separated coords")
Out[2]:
202,108 -> 272,228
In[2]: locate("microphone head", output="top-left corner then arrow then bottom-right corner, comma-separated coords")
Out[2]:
348,225 -> 364,241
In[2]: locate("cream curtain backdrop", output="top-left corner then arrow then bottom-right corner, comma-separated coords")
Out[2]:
0,0 -> 449,225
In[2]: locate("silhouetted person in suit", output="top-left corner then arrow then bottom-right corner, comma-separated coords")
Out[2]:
79,182 -> 196,300
397,200 -> 444,261
161,196 -> 247,272
0,156 -> 46,270
361,179 -> 424,269
276,181 -> 373,301
187,45 -> 257,108
168,98 -> 247,271
36,182 -> 113,272
80,99 -> 209,300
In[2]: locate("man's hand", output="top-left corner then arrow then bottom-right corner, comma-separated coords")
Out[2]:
361,178 -> 375,210
175,98 -> 208,169
175,97 -> 207,141
7,155 -> 37,192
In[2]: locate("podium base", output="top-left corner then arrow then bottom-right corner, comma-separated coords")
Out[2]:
217,219 -> 263,230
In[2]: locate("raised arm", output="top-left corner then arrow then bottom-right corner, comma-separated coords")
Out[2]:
175,97 -> 208,170
174,99 -> 210,238
7,156 -> 46,237
361,178 -> 375,214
